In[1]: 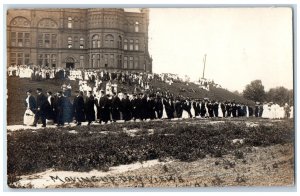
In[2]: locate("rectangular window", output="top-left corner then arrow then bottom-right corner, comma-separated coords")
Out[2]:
45,34 -> 50,48
45,54 -> 50,67
129,39 -> 134,51
80,55 -> 84,67
38,54 -> 43,65
135,40 -> 139,51
38,34 -> 43,48
80,38 -> 84,49
17,32 -> 23,47
134,58 -> 139,69
10,53 -> 16,65
124,56 -> 128,69
92,54 -> 96,68
52,34 -> 57,48
24,53 -> 30,64
129,56 -> 133,69
17,53 -> 23,65
51,54 -> 56,67
11,32 -> 16,46
68,17 -> 73,28
24,33 -> 30,47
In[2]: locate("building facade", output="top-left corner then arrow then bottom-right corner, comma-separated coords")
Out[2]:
7,8 -> 152,72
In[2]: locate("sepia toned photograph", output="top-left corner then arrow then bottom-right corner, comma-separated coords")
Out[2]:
5,6 -> 295,189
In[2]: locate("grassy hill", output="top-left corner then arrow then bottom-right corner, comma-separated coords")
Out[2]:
7,76 -> 253,125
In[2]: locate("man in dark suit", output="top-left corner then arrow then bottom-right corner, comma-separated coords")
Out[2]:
155,95 -> 164,119
232,102 -> 237,117
200,99 -> 206,118
98,91 -> 110,124
46,91 -> 55,121
121,93 -> 132,121
207,101 -> 214,118
56,91 -> 65,126
73,91 -> 85,126
32,88 -> 49,127
213,101 -> 219,117
140,93 -> 148,120
192,99 -> 199,117
148,94 -> 156,120
226,102 -> 232,117
111,92 -> 121,122
175,98 -> 183,118
182,98 -> 192,118
163,97 -> 175,119
131,94 -> 141,120
85,91 -> 95,125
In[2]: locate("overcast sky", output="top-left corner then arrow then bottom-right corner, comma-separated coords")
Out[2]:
148,8 -> 293,92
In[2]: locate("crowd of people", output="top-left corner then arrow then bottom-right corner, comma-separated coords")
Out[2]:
8,65 -> 221,92
23,87 -> 293,127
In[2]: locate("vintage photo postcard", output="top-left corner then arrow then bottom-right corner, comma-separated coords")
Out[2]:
5,6 -> 294,189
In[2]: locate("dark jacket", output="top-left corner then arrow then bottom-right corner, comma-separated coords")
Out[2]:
73,95 -> 85,122
36,93 -> 49,113
85,95 -> 95,121
24,95 -> 36,112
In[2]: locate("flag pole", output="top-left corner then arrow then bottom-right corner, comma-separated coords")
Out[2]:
202,54 -> 207,79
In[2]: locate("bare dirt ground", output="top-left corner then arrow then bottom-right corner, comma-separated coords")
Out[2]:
14,143 -> 294,188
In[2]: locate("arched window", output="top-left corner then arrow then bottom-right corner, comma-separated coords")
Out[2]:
92,35 -> 100,48
68,36 -> 72,48
124,39 -> 128,50
135,39 -> 139,51
68,17 -> 72,28
80,37 -> 84,48
105,34 -> 114,48
135,21 -> 139,32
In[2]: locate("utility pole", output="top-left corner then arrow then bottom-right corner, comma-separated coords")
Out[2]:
202,54 -> 207,79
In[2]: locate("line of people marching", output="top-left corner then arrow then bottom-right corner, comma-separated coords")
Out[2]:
24,88 -> 293,127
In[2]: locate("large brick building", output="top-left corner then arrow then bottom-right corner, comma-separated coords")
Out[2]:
7,8 -> 152,72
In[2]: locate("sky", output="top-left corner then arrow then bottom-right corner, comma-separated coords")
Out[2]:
148,8 -> 293,92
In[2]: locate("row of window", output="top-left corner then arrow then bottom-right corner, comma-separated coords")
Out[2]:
10,31 -> 141,50
38,33 -> 57,48
124,56 -> 139,69
67,36 -> 85,49
91,35 -> 139,50
38,54 -> 57,67
10,53 -> 141,69
11,32 -> 30,47
90,54 -> 139,69
10,53 -> 30,65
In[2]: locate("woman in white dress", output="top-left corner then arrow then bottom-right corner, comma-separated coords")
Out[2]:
23,90 -> 36,126
262,103 -> 270,118
162,98 -> 168,119
218,103 -> 223,118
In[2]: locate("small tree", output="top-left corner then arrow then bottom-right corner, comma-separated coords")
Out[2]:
266,87 -> 293,106
243,80 -> 265,102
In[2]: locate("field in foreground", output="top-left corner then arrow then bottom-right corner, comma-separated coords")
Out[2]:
7,118 -> 294,188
